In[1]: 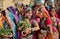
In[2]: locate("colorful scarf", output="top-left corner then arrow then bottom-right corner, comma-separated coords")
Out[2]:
5,10 -> 18,39
8,6 -> 18,23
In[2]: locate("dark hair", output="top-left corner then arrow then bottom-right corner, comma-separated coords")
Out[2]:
7,8 -> 9,11
49,7 -> 56,17
1,10 -> 6,16
49,7 -> 56,12
32,4 -> 36,9
38,8 -> 42,12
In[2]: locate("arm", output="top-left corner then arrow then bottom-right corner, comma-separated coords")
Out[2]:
25,20 -> 40,35
31,20 -> 40,31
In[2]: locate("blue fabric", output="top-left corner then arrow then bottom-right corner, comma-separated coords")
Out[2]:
8,12 -> 14,20
3,21 -> 6,29
8,11 -> 18,39
8,6 -> 18,23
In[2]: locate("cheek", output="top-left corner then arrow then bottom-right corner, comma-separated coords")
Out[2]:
26,14 -> 31,17
30,14 -> 32,16
26,14 -> 29,17
50,12 -> 54,15
39,13 -> 43,18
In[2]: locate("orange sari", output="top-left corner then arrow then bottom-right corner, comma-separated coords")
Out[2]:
0,16 -> 3,29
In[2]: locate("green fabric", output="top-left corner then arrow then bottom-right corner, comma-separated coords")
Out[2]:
29,3 -> 33,8
17,19 -> 31,31
0,28 -> 12,35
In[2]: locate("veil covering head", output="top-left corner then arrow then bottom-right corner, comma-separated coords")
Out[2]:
7,6 -> 18,23
42,6 -> 50,18
36,1 -> 50,18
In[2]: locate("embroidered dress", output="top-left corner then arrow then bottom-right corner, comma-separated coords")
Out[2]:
18,18 -> 32,39
18,18 -> 37,39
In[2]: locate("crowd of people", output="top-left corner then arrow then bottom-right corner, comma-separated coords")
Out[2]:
0,0 -> 60,39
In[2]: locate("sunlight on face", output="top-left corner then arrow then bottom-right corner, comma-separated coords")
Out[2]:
25,10 -> 32,19
50,9 -> 56,16
36,10 -> 43,18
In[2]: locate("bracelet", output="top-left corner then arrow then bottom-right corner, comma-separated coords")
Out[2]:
31,28 -> 34,32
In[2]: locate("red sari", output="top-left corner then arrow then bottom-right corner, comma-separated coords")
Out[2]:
45,18 -> 59,39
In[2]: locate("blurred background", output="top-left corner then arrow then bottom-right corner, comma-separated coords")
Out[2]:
0,0 -> 60,10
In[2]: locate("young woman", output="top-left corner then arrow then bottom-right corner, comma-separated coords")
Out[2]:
49,8 -> 59,28
17,7 -> 40,39
49,8 -> 59,39
36,8 -> 54,39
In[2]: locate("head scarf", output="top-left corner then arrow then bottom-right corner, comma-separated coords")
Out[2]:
25,7 -> 32,13
42,6 -> 50,18
7,6 -> 18,23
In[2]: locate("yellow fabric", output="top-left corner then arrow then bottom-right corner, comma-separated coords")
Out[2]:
0,22 -> 3,29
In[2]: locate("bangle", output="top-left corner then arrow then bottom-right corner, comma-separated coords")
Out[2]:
31,28 -> 34,32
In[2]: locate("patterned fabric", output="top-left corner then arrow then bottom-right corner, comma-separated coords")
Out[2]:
8,6 -> 18,23
17,18 -> 37,39
52,26 -> 59,39
51,17 -> 59,27
45,18 -> 59,39
42,6 -> 50,18
6,10 -> 18,39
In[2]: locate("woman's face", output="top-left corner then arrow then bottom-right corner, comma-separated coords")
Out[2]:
36,10 -> 43,18
50,9 -> 56,16
25,10 -> 32,19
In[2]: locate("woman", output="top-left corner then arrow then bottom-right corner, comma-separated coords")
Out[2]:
36,8 -> 54,39
5,7 -> 18,39
17,7 -> 40,39
49,8 -> 60,28
49,8 -> 59,39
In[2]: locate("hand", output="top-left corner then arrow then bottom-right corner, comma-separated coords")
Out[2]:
21,28 -> 31,37
21,31 -> 27,37
25,28 -> 31,34
18,24 -> 25,30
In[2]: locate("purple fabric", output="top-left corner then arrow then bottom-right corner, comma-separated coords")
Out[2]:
17,31 -> 21,39
8,6 -> 18,23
